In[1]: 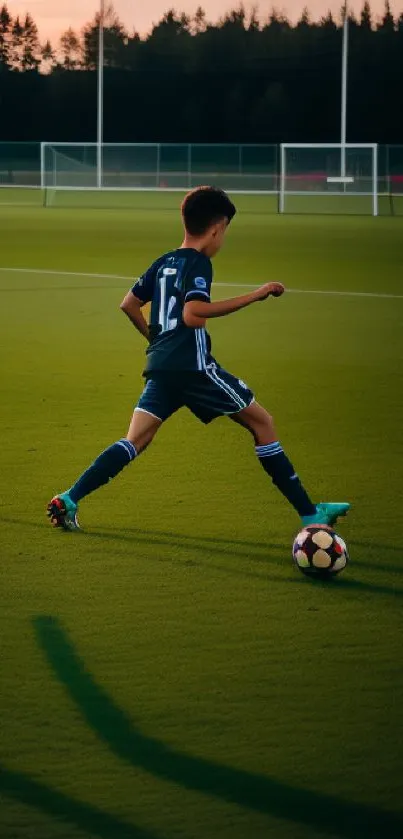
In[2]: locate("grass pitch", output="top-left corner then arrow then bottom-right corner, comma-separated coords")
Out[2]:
0,194 -> 402,839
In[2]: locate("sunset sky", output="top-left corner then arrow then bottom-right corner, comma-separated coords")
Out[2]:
6,0 -> 402,45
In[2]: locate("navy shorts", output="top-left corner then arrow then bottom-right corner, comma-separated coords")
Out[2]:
136,363 -> 254,424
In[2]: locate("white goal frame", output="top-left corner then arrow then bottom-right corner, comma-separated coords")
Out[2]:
279,143 -> 378,216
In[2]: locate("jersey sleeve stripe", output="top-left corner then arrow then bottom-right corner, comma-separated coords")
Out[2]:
184,290 -> 210,301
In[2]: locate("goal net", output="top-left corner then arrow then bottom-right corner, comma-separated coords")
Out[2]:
40,142 -> 279,208
280,144 -> 378,215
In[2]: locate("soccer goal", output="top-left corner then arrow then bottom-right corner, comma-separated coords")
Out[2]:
41,143 -> 160,207
40,142 -> 279,209
280,143 -> 378,216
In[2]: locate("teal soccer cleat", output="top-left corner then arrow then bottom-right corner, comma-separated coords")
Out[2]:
301,502 -> 350,528
47,492 -> 80,531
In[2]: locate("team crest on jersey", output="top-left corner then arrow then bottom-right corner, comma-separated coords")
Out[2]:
194,276 -> 207,289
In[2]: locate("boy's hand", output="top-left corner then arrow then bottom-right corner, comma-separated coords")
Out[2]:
254,282 -> 285,301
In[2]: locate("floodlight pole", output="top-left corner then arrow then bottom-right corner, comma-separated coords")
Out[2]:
97,0 -> 104,189
341,2 -> 349,178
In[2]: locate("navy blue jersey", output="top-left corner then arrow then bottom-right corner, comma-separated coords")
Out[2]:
131,248 -> 214,372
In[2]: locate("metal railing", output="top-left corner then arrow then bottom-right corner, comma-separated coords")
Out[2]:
1,142 -> 402,195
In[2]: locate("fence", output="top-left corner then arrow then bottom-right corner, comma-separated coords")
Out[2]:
0,142 -> 41,187
40,143 -> 279,192
1,142 -> 403,194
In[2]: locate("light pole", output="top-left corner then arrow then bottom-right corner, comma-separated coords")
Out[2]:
97,0 -> 104,188
341,1 -> 349,177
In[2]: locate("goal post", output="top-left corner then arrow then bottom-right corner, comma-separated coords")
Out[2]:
280,143 -> 378,216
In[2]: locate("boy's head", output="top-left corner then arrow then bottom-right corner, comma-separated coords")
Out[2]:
181,186 -> 236,257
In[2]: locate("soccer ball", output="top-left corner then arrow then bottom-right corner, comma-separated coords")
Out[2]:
292,525 -> 349,578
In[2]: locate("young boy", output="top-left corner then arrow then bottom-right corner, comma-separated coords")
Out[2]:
47,186 -> 349,531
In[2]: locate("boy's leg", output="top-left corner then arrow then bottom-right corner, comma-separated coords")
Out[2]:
48,373 -> 183,529
231,401 -> 349,524
68,409 -> 162,503
181,366 -> 316,519
47,410 -> 161,528
231,401 -> 316,518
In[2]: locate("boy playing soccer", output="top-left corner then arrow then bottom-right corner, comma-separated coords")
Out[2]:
47,186 -> 349,530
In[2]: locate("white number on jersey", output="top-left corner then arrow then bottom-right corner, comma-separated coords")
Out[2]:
158,268 -> 178,334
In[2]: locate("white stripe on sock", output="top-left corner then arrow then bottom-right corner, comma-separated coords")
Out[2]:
116,439 -> 137,461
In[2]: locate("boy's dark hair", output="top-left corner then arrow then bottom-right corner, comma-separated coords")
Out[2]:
181,186 -> 236,236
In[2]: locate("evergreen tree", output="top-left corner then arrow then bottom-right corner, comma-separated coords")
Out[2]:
360,1 -> 372,30
41,39 -> 56,73
10,15 -> 23,69
82,3 -> 128,70
150,8 -> 191,39
248,6 -> 260,32
21,12 -> 40,70
378,0 -> 395,31
0,3 -> 11,68
60,27 -> 81,70
297,6 -> 311,30
320,11 -> 337,30
266,7 -> 290,33
192,6 -> 207,35
220,5 -> 246,29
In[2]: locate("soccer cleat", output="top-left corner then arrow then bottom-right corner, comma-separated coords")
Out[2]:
47,492 -> 80,531
301,502 -> 350,528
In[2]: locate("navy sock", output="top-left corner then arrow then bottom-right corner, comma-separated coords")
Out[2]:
256,441 -> 316,517
69,439 -> 137,503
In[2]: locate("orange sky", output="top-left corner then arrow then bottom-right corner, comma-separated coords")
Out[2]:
6,1 -> 401,44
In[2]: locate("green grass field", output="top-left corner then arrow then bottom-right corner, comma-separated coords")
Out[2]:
1,194 -> 403,839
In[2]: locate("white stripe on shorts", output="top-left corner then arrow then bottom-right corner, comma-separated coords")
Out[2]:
205,364 -> 247,410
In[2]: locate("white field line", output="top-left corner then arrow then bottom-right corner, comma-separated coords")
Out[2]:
0,266 -> 402,299
0,202 -> 40,207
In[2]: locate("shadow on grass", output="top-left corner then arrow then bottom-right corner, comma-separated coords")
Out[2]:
1,514 -> 401,597
348,539 -> 402,572
85,528 -> 403,598
33,614 -> 403,839
108,525 -> 403,576
294,573 -> 403,598
0,514 -> 283,558
349,538 -> 401,554
105,524 -> 285,553
1,513 -> 401,572
0,764 -> 158,839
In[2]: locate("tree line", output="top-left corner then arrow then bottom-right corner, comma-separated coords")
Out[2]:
0,2 -> 402,143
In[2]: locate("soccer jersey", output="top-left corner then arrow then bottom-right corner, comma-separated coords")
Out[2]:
131,248 -> 213,373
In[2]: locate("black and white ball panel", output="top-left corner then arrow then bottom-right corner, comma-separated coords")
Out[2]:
293,525 -> 349,576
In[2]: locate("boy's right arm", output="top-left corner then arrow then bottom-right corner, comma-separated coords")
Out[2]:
183,282 -> 285,328
120,291 -> 150,340
121,263 -> 157,341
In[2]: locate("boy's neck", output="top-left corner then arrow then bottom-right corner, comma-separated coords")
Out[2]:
180,236 -> 207,254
